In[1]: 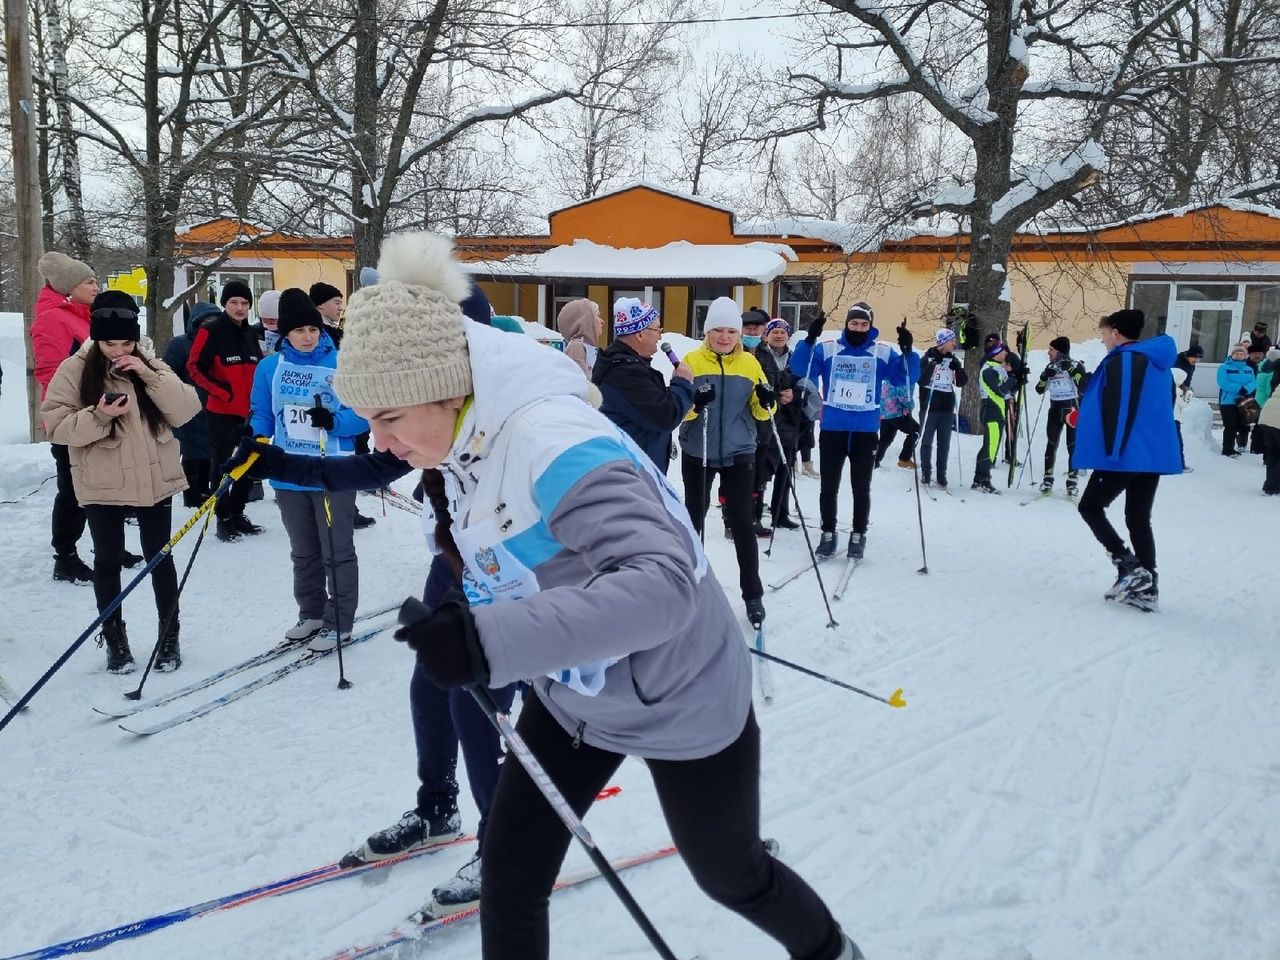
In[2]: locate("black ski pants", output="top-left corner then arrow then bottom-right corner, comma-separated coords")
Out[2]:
84,499 -> 178,624
1043,402 -> 1078,481
875,414 -> 919,465
478,694 -> 843,960
818,429 -> 877,534
1259,424 -> 1280,494
1219,402 -> 1248,454
208,412 -> 252,520
1078,470 -> 1160,572
681,454 -> 762,600
413,554 -> 517,847
50,442 -> 86,558
182,458 -> 212,507
798,417 -> 816,463
919,409 -> 953,484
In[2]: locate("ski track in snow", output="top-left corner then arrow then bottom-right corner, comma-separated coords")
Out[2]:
1,378 -> 1278,960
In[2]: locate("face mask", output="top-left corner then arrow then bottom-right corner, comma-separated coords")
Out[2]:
845,328 -> 869,347
742,335 -> 762,348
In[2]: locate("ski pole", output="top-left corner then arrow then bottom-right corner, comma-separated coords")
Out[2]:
953,407 -> 966,489
125,508 -> 215,700
1014,389 -> 1048,490
397,599 -> 680,960
319,423 -> 353,691
0,453 -> 260,732
766,409 -> 838,628
747,646 -> 906,708
911,384 -> 934,575
699,401 -> 709,546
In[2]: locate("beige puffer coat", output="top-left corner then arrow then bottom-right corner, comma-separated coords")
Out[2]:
41,338 -> 202,507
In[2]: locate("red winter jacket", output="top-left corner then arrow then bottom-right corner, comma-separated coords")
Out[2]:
187,312 -> 262,417
32,284 -> 92,400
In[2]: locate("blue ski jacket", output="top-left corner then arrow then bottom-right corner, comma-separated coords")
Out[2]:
789,327 -> 919,433
1074,334 -> 1181,475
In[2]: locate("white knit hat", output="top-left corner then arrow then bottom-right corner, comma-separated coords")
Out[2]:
257,289 -> 282,320
704,297 -> 742,332
334,232 -> 473,409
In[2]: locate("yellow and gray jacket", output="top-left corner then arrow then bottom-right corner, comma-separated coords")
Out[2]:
678,345 -> 770,467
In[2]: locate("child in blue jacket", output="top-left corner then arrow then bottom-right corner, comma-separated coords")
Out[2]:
249,288 -> 369,650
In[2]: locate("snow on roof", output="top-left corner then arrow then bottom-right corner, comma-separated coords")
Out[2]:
741,215 -> 958,252
552,182 -> 738,217
466,239 -> 796,284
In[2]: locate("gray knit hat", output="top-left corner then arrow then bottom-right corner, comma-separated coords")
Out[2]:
334,232 -> 473,409
38,251 -> 95,296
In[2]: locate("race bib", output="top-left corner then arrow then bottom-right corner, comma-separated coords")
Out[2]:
283,405 -> 322,442
1048,372 -> 1077,402
930,365 -> 955,393
828,355 -> 877,412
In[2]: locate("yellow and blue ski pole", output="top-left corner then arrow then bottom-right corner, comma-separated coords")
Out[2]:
0,449 -> 263,733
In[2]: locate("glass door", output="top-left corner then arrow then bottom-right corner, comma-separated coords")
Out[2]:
1168,300 -> 1242,398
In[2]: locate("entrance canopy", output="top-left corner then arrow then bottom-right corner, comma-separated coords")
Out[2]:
466,239 -> 797,286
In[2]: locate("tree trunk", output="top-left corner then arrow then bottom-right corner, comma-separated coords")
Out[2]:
42,0 -> 91,260
350,0 -> 381,273
30,3 -> 56,249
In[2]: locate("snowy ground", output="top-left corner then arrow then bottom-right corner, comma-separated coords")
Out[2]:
0,338 -> 1276,960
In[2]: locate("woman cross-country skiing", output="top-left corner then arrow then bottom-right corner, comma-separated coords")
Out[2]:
229,233 -> 860,960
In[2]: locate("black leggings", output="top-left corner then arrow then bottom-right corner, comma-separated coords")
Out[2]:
83,499 -> 179,622
875,415 -> 918,464
1219,402 -> 1248,454
818,429 -> 877,534
208,412 -> 252,519
1077,471 -> 1160,571
681,455 -> 762,600
479,695 -> 842,960
1043,404 -> 1077,478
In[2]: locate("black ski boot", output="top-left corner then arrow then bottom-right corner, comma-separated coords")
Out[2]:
745,597 -> 765,628
53,553 -> 94,584
232,514 -> 264,536
1039,475 -> 1054,493
353,509 -> 377,529
340,802 -> 463,868
972,479 -> 1001,494
99,615 -> 135,674
848,532 -> 866,560
1105,552 -> 1154,602
772,514 -> 800,530
815,530 -> 837,559
121,549 -> 144,569
156,618 -> 181,672
216,518 -> 242,542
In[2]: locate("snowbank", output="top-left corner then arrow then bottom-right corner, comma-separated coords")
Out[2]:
1,311 -> 31,444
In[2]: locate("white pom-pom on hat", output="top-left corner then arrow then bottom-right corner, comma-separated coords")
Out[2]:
376,232 -> 470,303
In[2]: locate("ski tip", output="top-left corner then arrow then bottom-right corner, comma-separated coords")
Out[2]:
888,688 -> 907,709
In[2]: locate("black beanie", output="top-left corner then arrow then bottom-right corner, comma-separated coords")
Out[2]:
1049,336 -> 1071,355
220,280 -> 253,307
309,282 -> 342,307
1103,308 -> 1144,340
89,291 -> 141,342
277,288 -> 323,339
846,302 -> 874,323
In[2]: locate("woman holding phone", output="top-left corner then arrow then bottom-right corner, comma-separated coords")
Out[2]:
41,291 -> 201,673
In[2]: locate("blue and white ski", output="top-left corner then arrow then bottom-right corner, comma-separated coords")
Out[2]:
92,602 -> 401,719
753,628 -> 774,704
118,623 -> 394,736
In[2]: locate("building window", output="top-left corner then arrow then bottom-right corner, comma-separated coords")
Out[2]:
1131,282 -> 1172,335
776,278 -> 821,328
207,271 -> 274,321
551,283 -> 589,322
1175,282 -> 1238,302
949,277 -> 969,310
1243,283 -> 1280,334
691,283 -> 734,338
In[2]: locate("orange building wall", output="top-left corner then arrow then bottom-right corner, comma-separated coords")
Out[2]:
549,190 -> 736,247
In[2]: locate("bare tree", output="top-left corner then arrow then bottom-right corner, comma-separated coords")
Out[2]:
666,50 -> 759,197
36,0 -> 91,259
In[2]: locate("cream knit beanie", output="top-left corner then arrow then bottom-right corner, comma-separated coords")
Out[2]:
334,232 -> 473,409
38,251 -> 95,296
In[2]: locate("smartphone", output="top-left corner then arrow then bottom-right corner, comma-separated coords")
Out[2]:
104,392 -> 127,405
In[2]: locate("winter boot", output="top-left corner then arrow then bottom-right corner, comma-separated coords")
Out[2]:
745,596 -> 765,628
1065,473 -> 1079,497
897,457 -> 915,469
216,518 -> 242,542
1104,552 -> 1154,602
284,618 -> 325,643
834,929 -> 866,960
155,618 -> 182,672
424,854 -> 482,917
972,479 -> 1001,494
121,549 -> 144,569
1119,572 -> 1159,612
231,514 -> 264,536
801,461 -> 820,480
339,805 -> 463,868
353,508 -> 377,529
99,615 -> 135,675
1040,475 -> 1054,493
53,553 -> 94,584
773,514 -> 800,530
309,628 -> 352,652
815,530 -> 837,560
847,532 -> 866,560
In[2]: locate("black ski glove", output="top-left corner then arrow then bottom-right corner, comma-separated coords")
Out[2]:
949,355 -> 964,371
221,436 -> 284,481
805,312 -> 827,345
896,323 -> 913,351
755,382 -> 776,409
693,382 -> 716,411
304,400 -> 335,432
396,593 -> 491,688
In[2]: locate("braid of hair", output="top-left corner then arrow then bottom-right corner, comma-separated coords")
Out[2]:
421,468 -> 465,580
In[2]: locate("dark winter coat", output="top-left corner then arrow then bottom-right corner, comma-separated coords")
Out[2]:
187,311 -> 262,417
592,339 -> 694,468
917,348 -> 968,414
1074,334 -> 1181,475
163,302 -> 219,461
1173,352 -> 1199,391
